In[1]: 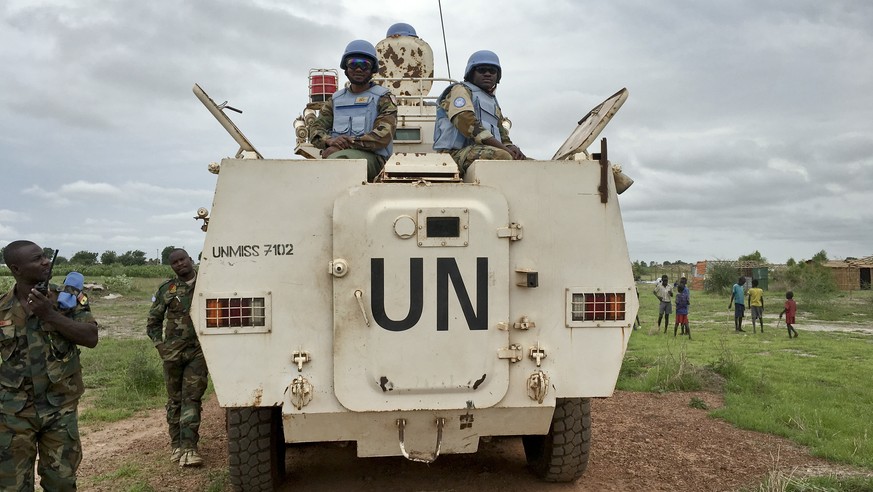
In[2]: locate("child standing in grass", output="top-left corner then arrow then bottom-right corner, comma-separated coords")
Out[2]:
674,284 -> 691,339
747,278 -> 764,333
779,291 -> 799,338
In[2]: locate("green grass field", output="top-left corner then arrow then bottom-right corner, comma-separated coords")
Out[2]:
624,285 -> 873,471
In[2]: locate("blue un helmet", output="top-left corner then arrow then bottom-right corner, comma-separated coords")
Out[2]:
464,50 -> 502,83
340,39 -> 379,71
386,22 -> 417,37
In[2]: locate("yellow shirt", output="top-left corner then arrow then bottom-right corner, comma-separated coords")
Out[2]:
748,287 -> 763,307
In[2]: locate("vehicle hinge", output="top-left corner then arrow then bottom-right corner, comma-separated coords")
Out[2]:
513,315 -> 536,330
496,222 -> 523,241
497,344 -> 523,363
292,351 -> 311,372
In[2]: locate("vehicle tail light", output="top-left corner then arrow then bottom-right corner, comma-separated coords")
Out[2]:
205,297 -> 266,327
571,292 -> 626,322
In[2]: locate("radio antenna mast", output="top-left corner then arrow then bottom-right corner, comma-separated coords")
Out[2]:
438,0 -> 451,79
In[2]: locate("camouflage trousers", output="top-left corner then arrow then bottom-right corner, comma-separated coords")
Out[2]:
163,347 -> 208,450
328,149 -> 385,182
0,407 -> 81,492
449,145 -> 513,173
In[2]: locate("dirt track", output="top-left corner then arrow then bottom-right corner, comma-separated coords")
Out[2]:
76,390 -> 854,491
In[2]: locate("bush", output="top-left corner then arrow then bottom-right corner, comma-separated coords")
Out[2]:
689,396 -> 708,410
123,350 -> 164,396
0,276 -> 14,292
770,262 -> 837,294
51,264 -> 171,278
104,274 -> 133,293
707,340 -> 743,380
704,262 -> 737,294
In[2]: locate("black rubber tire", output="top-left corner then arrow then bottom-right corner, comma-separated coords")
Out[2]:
522,397 -> 591,482
227,406 -> 286,492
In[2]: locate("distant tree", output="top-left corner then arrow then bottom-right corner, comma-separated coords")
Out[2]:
811,250 -> 828,264
118,250 -> 147,266
738,250 -> 767,263
786,257 -> 796,267
37,247 -> 66,265
101,251 -> 118,265
70,251 -> 99,265
632,260 -> 647,281
0,247 -> 4,264
662,260 -> 671,266
161,246 -> 177,265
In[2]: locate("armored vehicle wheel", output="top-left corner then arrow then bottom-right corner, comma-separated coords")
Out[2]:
227,407 -> 286,491
522,397 -> 591,482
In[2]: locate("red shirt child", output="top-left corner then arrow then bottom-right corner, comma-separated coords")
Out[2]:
783,298 -> 796,324
779,291 -> 798,338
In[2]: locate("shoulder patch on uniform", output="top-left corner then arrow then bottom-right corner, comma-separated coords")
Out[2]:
0,319 -> 12,327
78,293 -> 89,306
453,97 -> 467,108
168,283 -> 177,294
388,93 -> 398,105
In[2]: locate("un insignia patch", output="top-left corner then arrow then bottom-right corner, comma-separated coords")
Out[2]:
453,97 -> 466,108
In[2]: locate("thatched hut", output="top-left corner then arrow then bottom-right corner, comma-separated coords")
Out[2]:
823,256 -> 873,291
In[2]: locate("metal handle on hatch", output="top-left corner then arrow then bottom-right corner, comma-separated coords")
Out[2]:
396,418 -> 445,463
354,290 -> 370,327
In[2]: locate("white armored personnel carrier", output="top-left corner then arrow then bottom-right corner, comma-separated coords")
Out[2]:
192,30 -> 637,491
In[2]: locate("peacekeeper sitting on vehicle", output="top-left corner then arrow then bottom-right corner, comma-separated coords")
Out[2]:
433,49 -> 526,173
310,39 -> 398,182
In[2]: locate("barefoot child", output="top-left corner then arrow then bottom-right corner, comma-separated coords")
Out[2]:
747,279 -> 764,333
779,291 -> 798,338
674,284 -> 691,339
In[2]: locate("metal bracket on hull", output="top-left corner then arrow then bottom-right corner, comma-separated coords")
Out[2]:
396,417 -> 446,463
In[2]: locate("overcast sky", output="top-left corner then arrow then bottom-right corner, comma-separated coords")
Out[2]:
2,0 -> 871,265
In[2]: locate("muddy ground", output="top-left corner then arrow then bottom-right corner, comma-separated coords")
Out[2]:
76,389 -> 863,492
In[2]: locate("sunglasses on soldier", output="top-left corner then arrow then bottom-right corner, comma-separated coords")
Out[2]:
346,58 -> 373,71
474,65 -> 499,75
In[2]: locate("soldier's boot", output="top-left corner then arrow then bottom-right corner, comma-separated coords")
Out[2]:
170,448 -> 183,463
180,448 -> 204,467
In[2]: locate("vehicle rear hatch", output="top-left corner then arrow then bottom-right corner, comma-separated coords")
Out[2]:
332,184 -> 510,412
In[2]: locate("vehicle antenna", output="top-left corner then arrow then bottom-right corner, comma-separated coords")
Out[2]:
438,0 -> 451,79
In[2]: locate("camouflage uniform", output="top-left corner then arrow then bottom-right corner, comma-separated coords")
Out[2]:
0,284 -> 95,491
309,86 -> 398,181
147,275 -> 208,452
436,83 -> 514,171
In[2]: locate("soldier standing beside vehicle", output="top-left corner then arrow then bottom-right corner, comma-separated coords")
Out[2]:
653,274 -> 673,332
433,50 -> 527,172
0,240 -> 99,490
147,248 -> 207,467
310,39 -> 398,182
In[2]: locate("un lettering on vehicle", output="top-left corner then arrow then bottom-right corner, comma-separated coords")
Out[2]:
370,257 -> 488,332
210,243 -> 294,258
